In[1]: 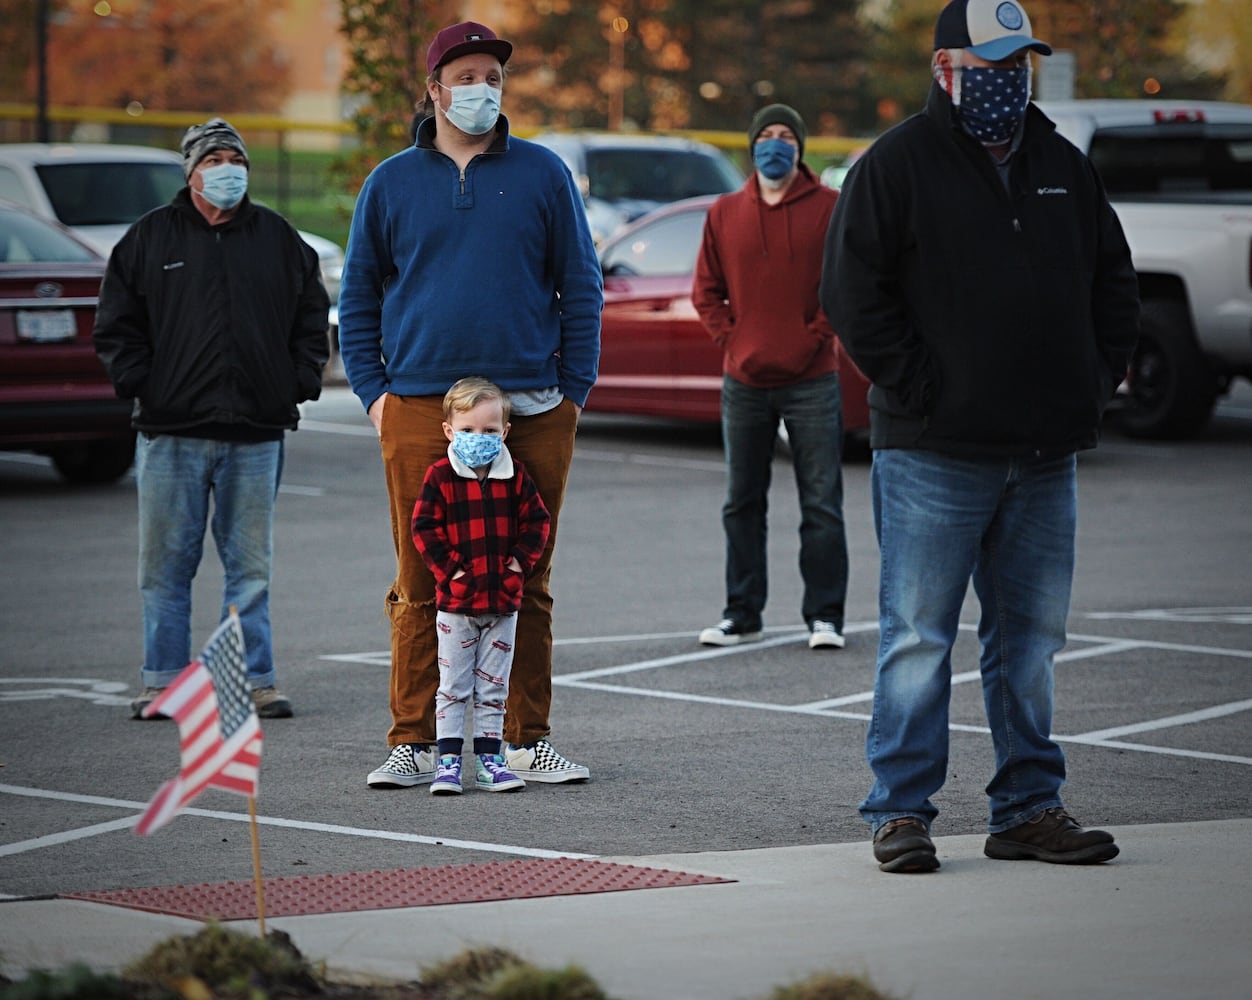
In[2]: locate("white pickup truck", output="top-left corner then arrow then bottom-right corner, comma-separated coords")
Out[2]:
1038,100 -> 1252,439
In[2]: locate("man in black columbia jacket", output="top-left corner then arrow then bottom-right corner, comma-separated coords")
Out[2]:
820,0 -> 1139,875
94,118 -> 329,722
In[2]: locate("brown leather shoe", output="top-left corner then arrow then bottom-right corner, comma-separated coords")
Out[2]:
985,807 -> 1118,864
872,817 -> 940,873
252,686 -> 294,719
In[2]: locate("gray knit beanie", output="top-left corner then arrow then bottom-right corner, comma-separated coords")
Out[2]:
748,104 -> 806,160
180,118 -> 249,179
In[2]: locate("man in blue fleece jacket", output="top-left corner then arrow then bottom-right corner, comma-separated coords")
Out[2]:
338,21 -> 602,789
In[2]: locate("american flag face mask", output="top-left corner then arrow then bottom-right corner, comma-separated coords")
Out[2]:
953,64 -> 1032,145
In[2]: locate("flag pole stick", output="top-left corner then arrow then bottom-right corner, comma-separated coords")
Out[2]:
232,604 -> 267,938
248,795 -> 267,937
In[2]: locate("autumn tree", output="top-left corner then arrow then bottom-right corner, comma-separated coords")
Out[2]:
1034,0 -> 1189,98
864,0 -> 1205,129
0,0 -> 40,105
24,0 -> 290,113
1177,0 -> 1247,102
333,0 -> 460,191
506,0 -> 869,136
675,0 -> 869,135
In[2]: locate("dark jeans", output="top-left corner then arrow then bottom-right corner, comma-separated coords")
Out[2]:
719,373 -> 848,630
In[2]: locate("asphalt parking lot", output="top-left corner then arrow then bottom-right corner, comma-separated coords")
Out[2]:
1,384 -> 1249,897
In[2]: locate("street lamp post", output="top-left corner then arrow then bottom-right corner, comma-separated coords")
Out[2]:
608,15 -> 628,130
36,0 -> 50,142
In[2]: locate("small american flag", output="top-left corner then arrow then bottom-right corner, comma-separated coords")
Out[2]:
134,612 -> 262,835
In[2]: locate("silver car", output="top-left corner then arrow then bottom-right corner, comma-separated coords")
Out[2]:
0,143 -> 342,304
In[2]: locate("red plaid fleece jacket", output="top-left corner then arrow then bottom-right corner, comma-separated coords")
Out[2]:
411,446 -> 551,615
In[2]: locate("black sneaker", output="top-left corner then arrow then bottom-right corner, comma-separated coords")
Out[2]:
985,808 -> 1119,864
873,817 -> 940,873
698,618 -> 763,647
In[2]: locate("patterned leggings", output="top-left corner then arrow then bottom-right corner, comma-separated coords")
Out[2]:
434,610 -> 517,746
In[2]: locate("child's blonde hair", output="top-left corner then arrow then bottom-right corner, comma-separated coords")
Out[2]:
443,376 -> 511,423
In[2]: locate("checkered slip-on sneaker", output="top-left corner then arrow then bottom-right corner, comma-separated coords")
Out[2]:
475,754 -> 526,792
366,743 -> 436,788
504,739 -> 590,784
430,754 -> 463,796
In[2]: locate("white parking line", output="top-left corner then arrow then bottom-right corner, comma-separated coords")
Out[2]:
297,418 -> 377,437
0,817 -> 139,857
0,784 -> 595,862
574,447 -> 726,474
1071,698 -> 1252,742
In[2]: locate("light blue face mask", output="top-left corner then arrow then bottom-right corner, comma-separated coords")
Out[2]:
198,162 -> 248,209
452,431 -> 502,468
437,81 -> 502,136
753,138 -> 797,181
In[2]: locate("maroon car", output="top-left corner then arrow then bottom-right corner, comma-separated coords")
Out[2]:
592,195 -> 870,439
0,201 -> 134,483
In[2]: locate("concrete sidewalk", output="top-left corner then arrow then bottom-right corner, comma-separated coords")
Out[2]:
1,819 -> 1248,999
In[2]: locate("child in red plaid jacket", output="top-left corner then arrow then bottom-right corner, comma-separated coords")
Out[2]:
411,378 -> 550,795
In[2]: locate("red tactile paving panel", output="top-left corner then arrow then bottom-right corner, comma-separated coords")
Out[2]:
63,858 -> 735,920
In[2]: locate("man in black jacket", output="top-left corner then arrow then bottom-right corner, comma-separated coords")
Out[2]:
820,0 -> 1139,874
94,118 -> 329,721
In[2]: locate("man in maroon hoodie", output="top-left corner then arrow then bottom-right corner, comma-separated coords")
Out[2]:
693,104 -> 849,652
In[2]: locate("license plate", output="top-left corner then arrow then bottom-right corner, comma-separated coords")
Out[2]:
17,309 -> 77,343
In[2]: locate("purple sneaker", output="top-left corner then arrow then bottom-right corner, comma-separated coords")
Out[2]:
430,754 -> 463,796
475,753 -> 525,792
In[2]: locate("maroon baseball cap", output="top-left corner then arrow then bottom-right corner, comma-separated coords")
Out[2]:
426,21 -> 513,76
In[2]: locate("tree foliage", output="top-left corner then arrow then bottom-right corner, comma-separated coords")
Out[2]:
1035,0 -> 1191,98
7,0 -> 290,113
864,0 -> 1207,128
0,0 -> 39,103
505,0 -> 869,135
333,0 -> 458,191
1179,0 -> 1249,102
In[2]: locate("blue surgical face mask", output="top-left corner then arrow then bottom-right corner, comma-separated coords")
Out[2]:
437,81 -> 502,136
197,162 -> 248,209
452,430 -> 502,468
952,65 -> 1032,146
753,137 -> 797,182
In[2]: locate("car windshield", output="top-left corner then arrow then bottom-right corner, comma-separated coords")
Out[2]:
1089,124 -> 1252,201
35,161 -> 185,226
0,209 -> 97,263
600,208 -> 706,277
586,149 -> 740,203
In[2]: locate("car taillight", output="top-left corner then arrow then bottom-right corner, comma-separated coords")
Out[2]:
1153,109 -> 1206,124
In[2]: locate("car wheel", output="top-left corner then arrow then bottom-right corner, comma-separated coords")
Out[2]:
51,435 -> 136,484
1115,298 -> 1217,440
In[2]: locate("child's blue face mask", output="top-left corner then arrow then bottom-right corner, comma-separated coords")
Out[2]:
452,431 -> 502,468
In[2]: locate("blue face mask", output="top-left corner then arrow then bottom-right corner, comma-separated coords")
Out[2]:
954,66 -> 1032,146
198,162 -> 248,209
753,138 -> 797,181
437,81 -> 502,136
452,431 -> 502,468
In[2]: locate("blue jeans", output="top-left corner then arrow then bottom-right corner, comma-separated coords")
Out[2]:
719,373 -> 848,629
862,449 -> 1075,834
135,434 -> 283,689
